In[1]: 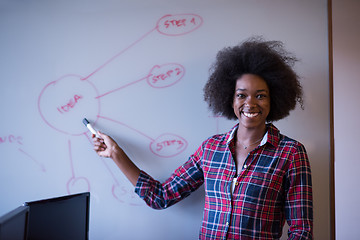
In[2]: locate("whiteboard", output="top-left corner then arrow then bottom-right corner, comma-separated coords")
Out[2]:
0,0 -> 330,239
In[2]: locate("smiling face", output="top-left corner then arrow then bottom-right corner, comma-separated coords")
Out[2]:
232,74 -> 271,130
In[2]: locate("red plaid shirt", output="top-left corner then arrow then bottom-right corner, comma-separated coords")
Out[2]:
135,124 -> 313,239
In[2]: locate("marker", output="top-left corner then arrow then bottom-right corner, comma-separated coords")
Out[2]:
83,118 -> 100,137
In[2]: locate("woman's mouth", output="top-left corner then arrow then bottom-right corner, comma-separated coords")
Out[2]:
242,112 -> 260,118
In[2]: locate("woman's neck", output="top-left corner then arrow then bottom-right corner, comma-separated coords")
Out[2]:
236,124 -> 267,147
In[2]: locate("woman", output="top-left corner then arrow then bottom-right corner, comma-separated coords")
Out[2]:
92,37 -> 313,239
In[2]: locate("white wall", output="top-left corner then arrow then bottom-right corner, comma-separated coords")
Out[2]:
0,1 -> 330,239
333,0 -> 360,239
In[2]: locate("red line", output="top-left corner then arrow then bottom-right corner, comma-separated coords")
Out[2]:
95,74 -> 150,99
68,139 -> 75,178
18,148 -> 46,172
84,132 -> 92,143
100,158 -> 119,185
83,27 -> 158,80
83,132 -> 119,185
98,115 -> 154,141
18,148 -> 36,163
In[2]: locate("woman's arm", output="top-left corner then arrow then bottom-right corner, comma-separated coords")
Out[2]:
285,144 -> 313,239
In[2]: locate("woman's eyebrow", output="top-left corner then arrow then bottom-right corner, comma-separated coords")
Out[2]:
235,88 -> 268,92
235,88 -> 246,91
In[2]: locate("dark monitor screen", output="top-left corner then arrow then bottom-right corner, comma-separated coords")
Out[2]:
25,192 -> 90,240
0,205 -> 29,240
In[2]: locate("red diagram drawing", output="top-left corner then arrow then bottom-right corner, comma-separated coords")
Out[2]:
36,14 -> 203,204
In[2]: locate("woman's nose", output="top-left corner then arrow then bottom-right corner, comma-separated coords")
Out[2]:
244,96 -> 256,107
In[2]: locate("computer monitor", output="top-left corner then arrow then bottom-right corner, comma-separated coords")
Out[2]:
25,192 -> 90,240
0,205 -> 29,240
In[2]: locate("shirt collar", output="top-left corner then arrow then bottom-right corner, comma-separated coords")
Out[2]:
227,124 -> 238,144
226,123 -> 279,147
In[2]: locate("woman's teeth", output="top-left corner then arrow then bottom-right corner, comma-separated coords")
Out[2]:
243,112 -> 259,118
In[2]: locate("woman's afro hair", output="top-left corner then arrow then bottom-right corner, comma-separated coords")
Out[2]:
203,36 -> 303,122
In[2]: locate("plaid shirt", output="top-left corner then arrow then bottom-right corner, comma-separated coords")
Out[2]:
135,124 -> 313,239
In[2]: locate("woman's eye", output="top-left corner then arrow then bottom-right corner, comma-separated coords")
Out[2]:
256,94 -> 266,99
236,93 -> 245,98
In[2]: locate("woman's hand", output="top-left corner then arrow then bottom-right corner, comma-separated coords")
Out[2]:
92,131 -> 121,159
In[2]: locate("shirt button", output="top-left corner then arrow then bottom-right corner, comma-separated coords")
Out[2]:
226,222 -> 229,226
244,164 -> 248,169
235,182 -> 239,186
